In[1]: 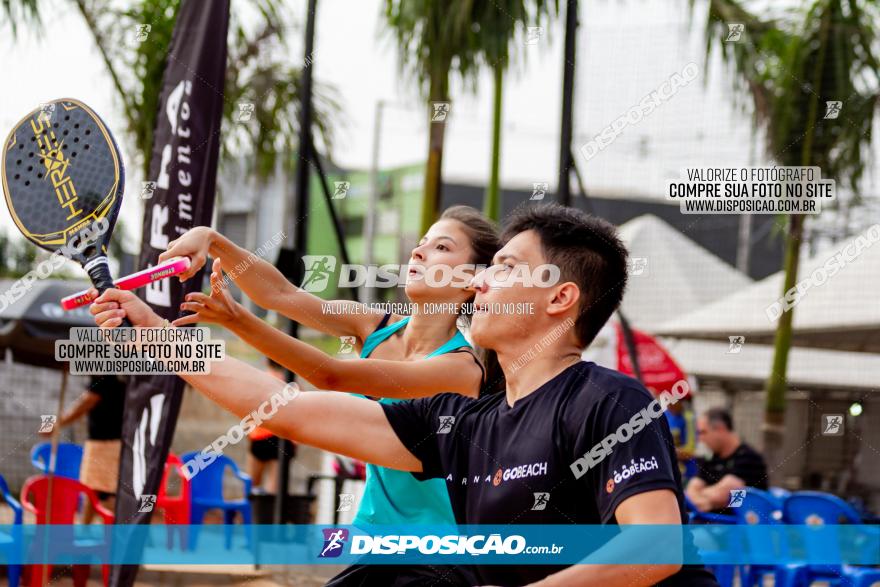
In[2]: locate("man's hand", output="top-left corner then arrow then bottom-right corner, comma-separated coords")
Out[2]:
174,259 -> 243,327
158,226 -> 214,281
89,288 -> 163,328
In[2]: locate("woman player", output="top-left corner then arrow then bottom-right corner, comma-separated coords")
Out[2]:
90,205 -> 501,527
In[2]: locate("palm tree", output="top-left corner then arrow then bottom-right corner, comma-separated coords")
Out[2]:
693,0 -> 880,476
5,0 -> 338,181
1,0 -> 38,33
385,0 -> 483,234
470,0 -> 555,221
74,0 -> 339,180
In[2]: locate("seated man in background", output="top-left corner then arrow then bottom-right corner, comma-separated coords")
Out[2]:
686,408 -> 768,514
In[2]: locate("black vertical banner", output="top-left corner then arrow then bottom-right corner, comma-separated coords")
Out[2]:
111,1 -> 229,585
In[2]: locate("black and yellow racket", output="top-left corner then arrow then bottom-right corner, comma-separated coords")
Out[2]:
1,98 -> 131,324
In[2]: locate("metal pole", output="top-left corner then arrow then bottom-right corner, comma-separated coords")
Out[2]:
557,0 -> 578,206
42,368 -> 68,584
364,100 -> 384,304
275,0 -> 318,525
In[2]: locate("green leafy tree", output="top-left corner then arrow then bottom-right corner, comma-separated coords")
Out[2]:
4,0 -> 339,272
385,0 -> 483,234
472,0 -> 555,221
5,0 -> 338,181
693,0 -> 880,475
72,0 -> 339,180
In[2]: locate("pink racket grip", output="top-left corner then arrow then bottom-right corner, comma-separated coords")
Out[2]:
60,257 -> 192,310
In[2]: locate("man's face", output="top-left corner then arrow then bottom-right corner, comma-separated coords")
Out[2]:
470,230 -> 553,351
696,416 -> 725,454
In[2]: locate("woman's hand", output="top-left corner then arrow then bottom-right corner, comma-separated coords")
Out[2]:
158,226 -> 215,281
173,258 -> 244,327
89,288 -> 163,328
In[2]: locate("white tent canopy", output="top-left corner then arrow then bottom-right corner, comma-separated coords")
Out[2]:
661,338 -> 878,391
655,227 -> 880,353
617,215 -> 751,331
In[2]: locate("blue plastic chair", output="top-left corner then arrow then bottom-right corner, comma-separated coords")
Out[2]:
781,491 -> 880,587
30,443 -> 83,480
181,452 -> 252,550
769,486 -> 792,502
730,488 -> 805,587
0,473 -> 23,587
684,494 -> 738,587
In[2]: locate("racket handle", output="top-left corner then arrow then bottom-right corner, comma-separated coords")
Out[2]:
85,256 -> 133,328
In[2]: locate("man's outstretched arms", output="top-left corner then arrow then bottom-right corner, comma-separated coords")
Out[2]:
89,288 -> 422,473
179,358 -> 423,472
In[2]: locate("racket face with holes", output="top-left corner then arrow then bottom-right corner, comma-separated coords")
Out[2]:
1,98 -> 124,265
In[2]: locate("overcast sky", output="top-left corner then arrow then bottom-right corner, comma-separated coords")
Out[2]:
2,0 -> 877,248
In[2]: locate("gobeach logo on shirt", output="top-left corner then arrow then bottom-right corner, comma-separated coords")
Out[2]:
447,461 -> 549,487
570,379 -> 690,480
605,457 -> 660,494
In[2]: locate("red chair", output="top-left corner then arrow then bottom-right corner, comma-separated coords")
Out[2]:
20,475 -> 114,587
157,453 -> 191,549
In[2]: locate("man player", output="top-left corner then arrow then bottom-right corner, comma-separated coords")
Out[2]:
92,204 -> 717,586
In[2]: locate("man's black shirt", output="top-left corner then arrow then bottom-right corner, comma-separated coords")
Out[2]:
697,443 -> 768,489
382,361 -> 718,586
697,443 -> 768,514
87,375 -> 125,441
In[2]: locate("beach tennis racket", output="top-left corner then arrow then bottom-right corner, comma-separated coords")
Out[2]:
2,98 -> 131,322
60,256 -> 191,310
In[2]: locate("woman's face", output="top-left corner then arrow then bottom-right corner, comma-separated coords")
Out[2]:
404,219 -> 478,305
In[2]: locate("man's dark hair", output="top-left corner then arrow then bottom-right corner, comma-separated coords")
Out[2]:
705,407 -> 734,431
502,203 -> 628,348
